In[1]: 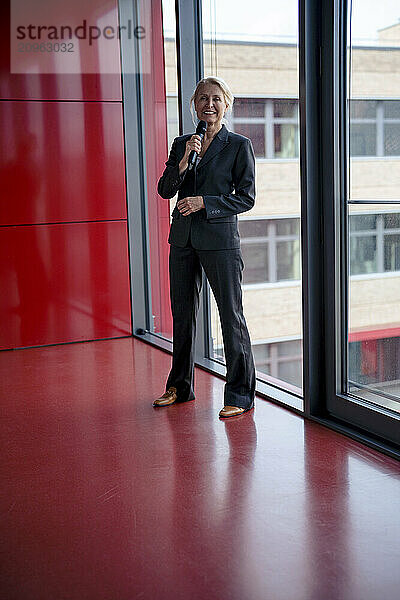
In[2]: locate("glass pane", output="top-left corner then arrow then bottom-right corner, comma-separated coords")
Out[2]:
381,338 -> 400,382
252,341 -> 303,389
349,100 -> 377,119
234,98 -> 265,118
350,236 -> 377,275
139,0 -> 179,340
203,0 -> 303,396
384,234 -> 400,271
384,212 -> 400,229
274,124 -> 299,158
277,339 -> 302,356
253,344 -> 271,361
350,123 -> 376,156
241,244 -> 269,284
277,241 -> 301,280
238,219 -> 269,238
276,218 -> 299,236
350,214 -> 377,231
166,96 -> 179,149
348,3 -> 400,412
349,5 -> 400,202
233,123 -> 265,157
349,337 -> 400,403
383,100 -> 400,119
278,360 -> 302,388
384,123 -> 400,156
273,99 -> 298,118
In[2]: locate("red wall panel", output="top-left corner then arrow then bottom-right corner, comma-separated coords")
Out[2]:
0,0 -> 134,350
0,101 -> 127,226
0,222 -> 132,349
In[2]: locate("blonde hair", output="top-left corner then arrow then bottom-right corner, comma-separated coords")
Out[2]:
189,76 -> 234,126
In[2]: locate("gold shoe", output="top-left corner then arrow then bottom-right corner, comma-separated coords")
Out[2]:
219,403 -> 254,418
153,386 -> 178,407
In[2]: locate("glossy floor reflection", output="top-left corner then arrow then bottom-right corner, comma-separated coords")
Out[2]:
1,337 -> 399,600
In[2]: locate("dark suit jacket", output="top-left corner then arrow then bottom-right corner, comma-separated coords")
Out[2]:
157,124 -> 255,250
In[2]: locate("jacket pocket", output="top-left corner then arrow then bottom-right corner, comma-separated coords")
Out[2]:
207,215 -> 236,223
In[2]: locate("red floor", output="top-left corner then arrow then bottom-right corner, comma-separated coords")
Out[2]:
1,337 -> 400,600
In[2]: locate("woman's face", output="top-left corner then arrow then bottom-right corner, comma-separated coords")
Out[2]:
194,83 -> 227,127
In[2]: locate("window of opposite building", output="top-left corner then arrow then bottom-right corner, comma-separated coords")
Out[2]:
238,218 -> 301,284
350,100 -> 400,157
252,339 -> 303,389
239,212 -> 400,285
215,338 -> 303,391
349,212 -> 400,275
232,98 -> 300,159
232,97 -> 400,159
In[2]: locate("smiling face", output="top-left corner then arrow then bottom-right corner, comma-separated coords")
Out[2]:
194,83 -> 228,127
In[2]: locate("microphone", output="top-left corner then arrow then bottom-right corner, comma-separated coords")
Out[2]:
187,120 -> 207,171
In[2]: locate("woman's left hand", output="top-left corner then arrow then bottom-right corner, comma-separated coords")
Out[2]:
177,196 -> 205,216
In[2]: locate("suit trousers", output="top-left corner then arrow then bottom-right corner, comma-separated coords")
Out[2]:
166,230 -> 256,409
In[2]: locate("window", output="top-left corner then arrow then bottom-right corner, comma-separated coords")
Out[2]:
166,95 -> 179,149
350,99 -> 400,157
215,338 -> 303,390
238,213 -> 400,288
232,98 -> 300,159
253,339 -> 303,389
349,212 -> 400,275
349,337 -> 400,388
138,0 -> 179,340
238,218 -> 301,284
234,97 -> 400,159
384,101 -> 400,156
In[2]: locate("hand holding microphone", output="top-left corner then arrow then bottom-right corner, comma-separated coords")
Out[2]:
179,120 -> 207,174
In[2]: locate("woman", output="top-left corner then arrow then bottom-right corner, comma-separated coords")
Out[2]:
153,76 -> 256,418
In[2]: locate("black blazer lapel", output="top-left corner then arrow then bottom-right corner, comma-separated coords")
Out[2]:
196,124 -> 230,170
